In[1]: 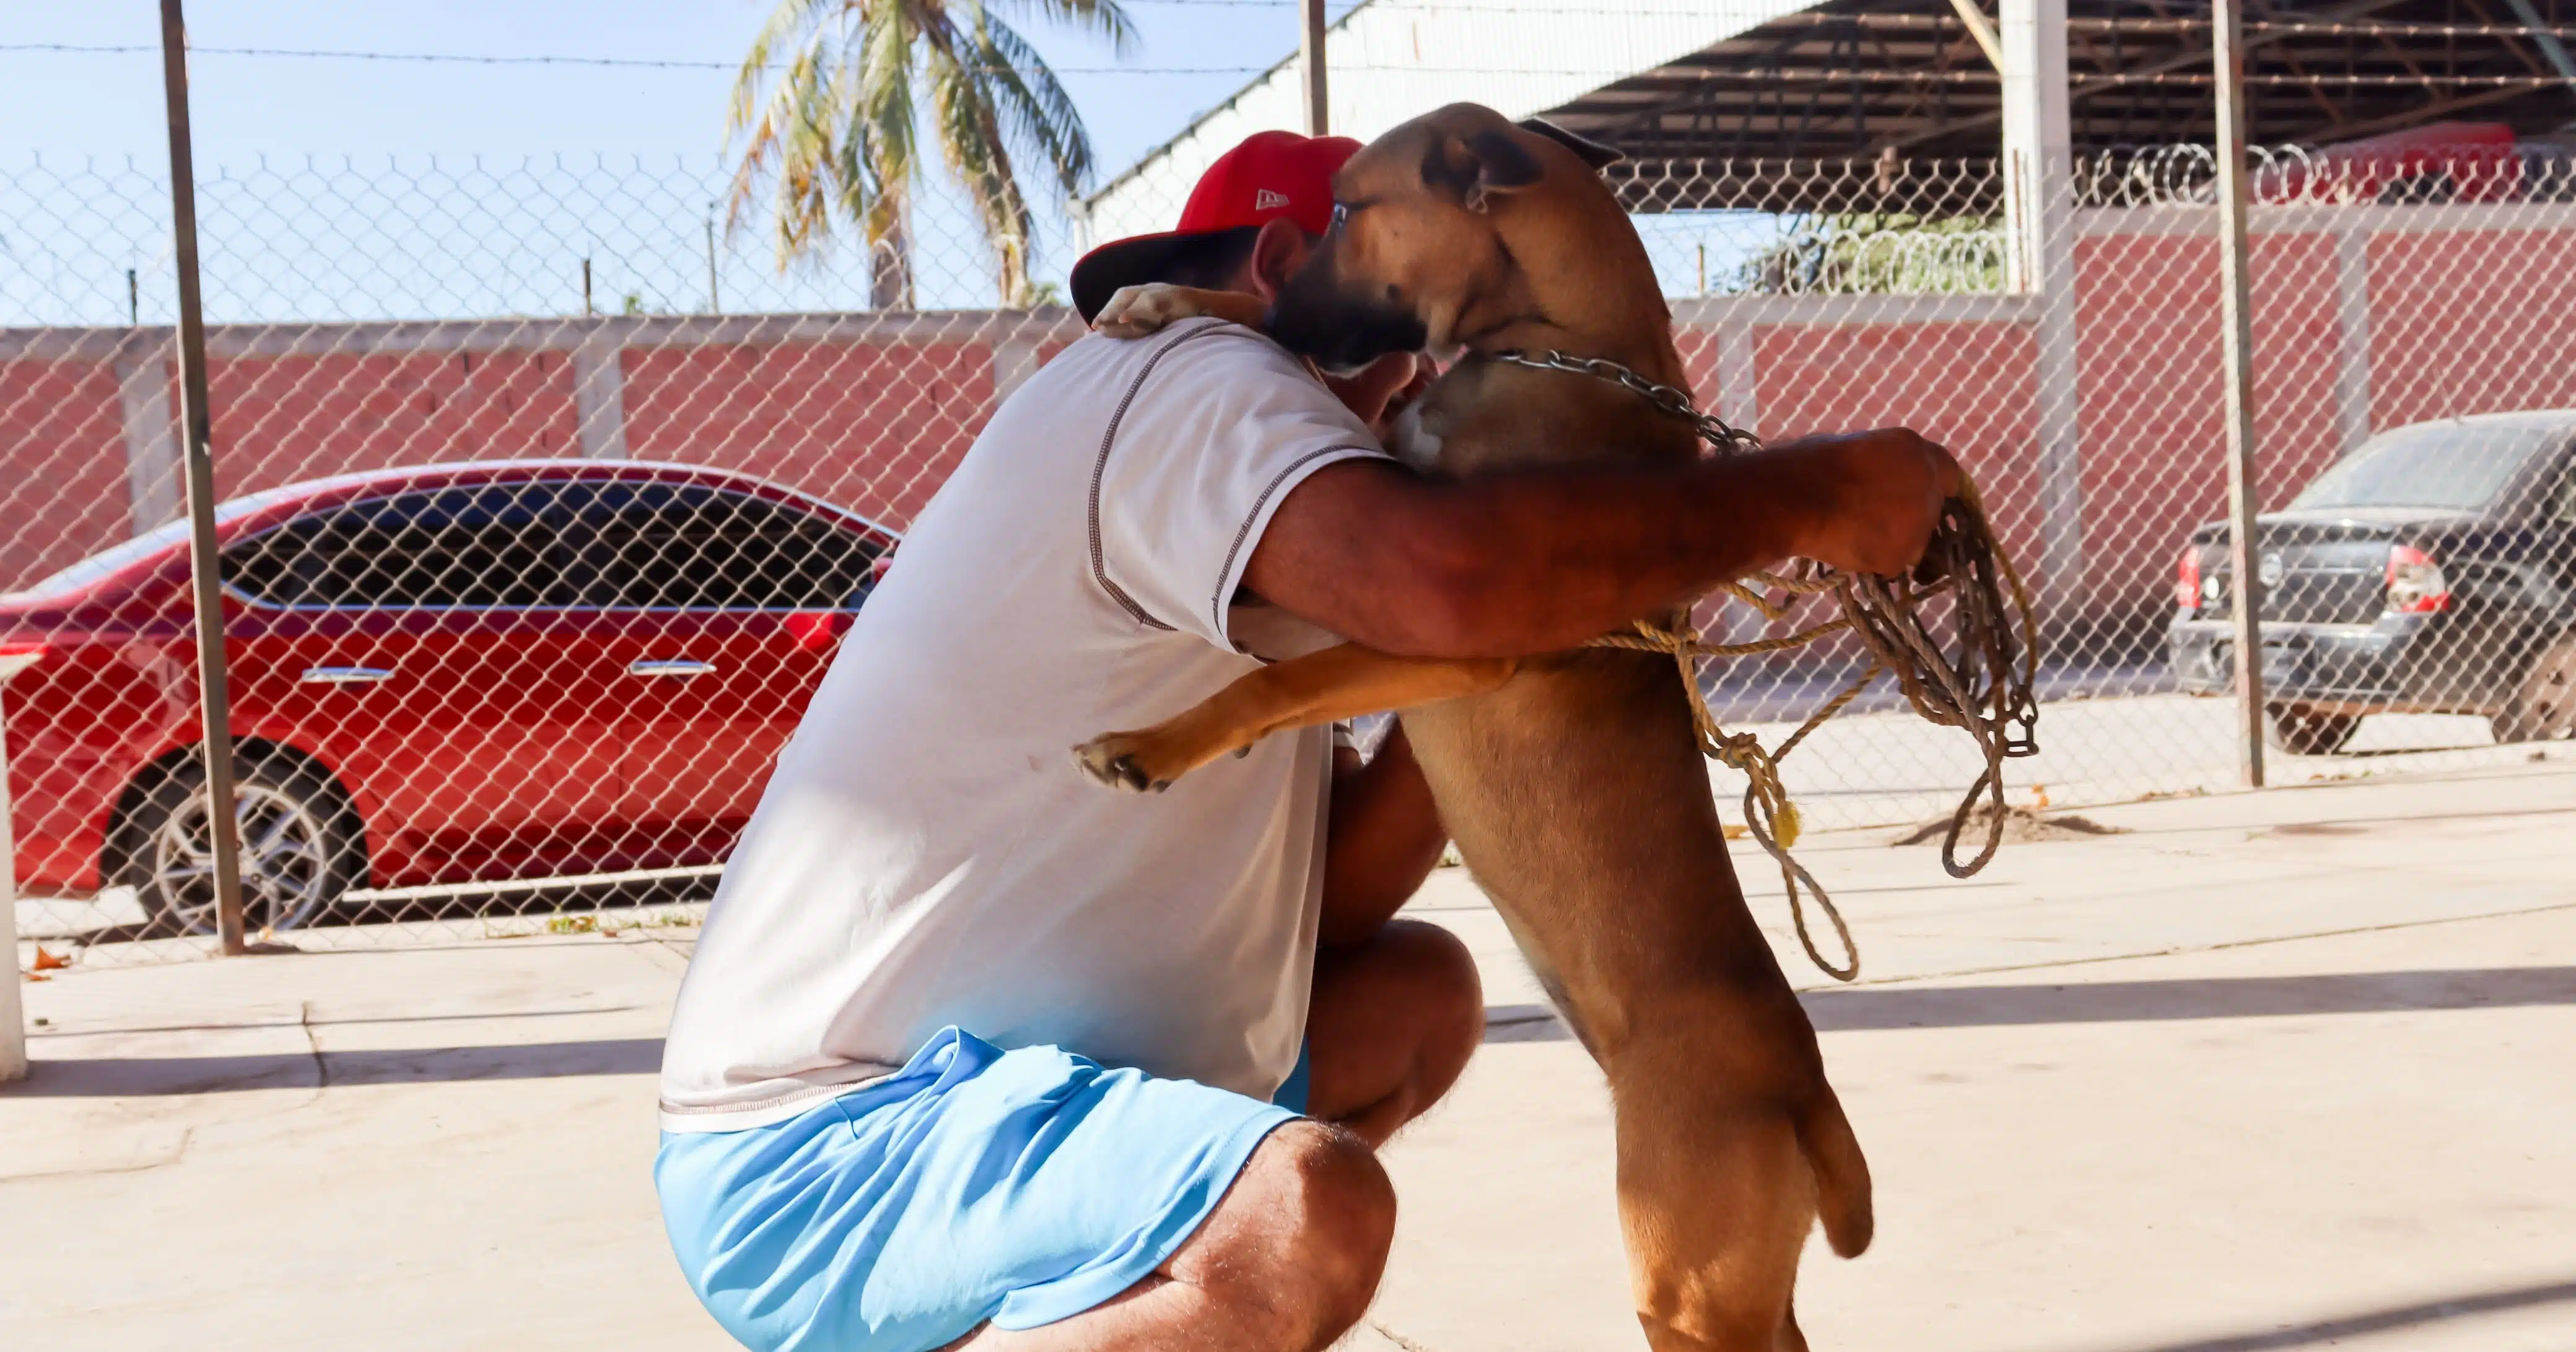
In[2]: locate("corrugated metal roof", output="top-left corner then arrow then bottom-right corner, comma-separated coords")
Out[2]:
1078,0 -> 1827,245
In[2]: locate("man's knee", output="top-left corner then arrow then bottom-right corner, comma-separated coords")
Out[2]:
1198,1123 -> 1394,1340
1278,1123 -> 1396,1328
1379,918 -> 1484,1064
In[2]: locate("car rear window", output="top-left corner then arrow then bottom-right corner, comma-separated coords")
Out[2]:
226,484 -> 574,609
6,494 -> 277,601
2290,421 -> 2566,512
564,484 -> 882,610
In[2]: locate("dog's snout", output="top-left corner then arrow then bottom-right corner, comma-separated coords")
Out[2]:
1270,256 -> 1430,373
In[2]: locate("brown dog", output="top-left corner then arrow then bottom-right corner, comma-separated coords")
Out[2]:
1072,104 -> 1871,1351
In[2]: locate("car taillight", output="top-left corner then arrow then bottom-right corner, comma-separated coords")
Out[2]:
2175,546 -> 2201,611
2385,543 -> 2450,614
0,639 -> 47,667
782,611 -> 842,653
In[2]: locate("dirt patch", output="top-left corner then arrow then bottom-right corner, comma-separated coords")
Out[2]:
1889,804 -> 2128,847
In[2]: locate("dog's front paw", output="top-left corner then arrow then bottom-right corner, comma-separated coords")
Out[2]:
1071,732 -> 1174,793
1093,284 -> 1204,338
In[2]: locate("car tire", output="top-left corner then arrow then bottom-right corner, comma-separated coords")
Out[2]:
2264,705 -> 2361,756
2493,634 -> 2576,744
111,749 -> 364,939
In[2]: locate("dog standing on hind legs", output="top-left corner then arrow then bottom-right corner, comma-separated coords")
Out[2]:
1076,103 -> 1877,1351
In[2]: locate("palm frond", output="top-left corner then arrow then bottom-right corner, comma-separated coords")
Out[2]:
973,16 -> 1095,194
924,40 -> 1041,303
720,0 -> 1114,302
989,0 -> 1137,56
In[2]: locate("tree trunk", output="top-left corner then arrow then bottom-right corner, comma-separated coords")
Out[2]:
867,189 -> 914,311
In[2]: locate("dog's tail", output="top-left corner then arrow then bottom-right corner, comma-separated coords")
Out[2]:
1798,1086 -> 1874,1257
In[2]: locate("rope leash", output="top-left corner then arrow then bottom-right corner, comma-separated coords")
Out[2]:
1491,349 -> 2043,982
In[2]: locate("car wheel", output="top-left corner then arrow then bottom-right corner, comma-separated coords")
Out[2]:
2494,634 -> 2576,744
112,750 -> 364,938
2264,705 -> 2360,756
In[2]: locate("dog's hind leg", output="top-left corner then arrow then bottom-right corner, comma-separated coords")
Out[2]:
1604,985 -> 1867,1352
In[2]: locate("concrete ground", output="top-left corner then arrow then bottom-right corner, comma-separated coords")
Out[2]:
11,693 -> 2543,953
6,758 -> 2574,1351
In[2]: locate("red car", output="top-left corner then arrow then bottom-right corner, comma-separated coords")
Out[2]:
1,460 -> 897,936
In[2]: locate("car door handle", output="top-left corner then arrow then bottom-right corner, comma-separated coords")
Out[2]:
300,666 -> 394,685
628,658 -> 716,679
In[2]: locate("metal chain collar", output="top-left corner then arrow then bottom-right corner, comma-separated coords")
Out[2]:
1488,348 -> 1766,453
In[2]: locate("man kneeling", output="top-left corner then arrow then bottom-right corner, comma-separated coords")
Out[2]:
655,129 -> 1952,1352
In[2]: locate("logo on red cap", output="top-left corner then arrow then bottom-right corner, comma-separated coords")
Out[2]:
1254,188 -> 1290,211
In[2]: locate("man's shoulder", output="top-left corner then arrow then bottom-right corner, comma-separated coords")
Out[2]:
1048,316 -> 1291,381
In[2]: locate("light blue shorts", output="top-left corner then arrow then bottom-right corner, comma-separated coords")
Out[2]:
656,1028 -> 1304,1352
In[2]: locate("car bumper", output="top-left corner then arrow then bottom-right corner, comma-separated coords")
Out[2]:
2168,611 -> 2458,713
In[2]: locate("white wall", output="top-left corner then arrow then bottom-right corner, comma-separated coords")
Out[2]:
1078,0 -> 1827,245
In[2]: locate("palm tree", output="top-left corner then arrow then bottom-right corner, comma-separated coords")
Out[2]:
725,0 -> 1132,310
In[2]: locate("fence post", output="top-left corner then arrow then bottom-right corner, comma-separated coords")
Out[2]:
1,650 -> 39,1082
2214,0 -> 2268,788
2001,0 -> 2085,637
115,329 -> 183,533
1299,0 -> 1329,137
572,321 -> 632,461
159,0 -> 251,953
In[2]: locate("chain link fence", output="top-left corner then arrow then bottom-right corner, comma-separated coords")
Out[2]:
7,121 -> 2575,967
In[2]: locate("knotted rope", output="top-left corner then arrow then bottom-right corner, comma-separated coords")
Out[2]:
1493,349 -> 2042,982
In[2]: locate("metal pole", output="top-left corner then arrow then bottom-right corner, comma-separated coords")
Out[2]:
704,214 -> 721,315
0,651 -> 40,1082
159,0 -> 249,954
2214,0 -> 2267,788
1299,0 -> 1329,136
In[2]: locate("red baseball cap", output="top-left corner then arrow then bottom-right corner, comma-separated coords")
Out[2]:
1070,129 -> 1361,323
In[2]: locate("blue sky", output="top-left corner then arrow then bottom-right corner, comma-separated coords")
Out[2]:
0,0 -> 1316,186
0,0 -> 1360,320
0,1 -> 1778,321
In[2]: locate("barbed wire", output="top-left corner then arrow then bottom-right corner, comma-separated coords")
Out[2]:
0,43 -> 1272,76
17,45 -> 2570,86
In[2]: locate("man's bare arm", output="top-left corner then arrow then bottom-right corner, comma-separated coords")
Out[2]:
1244,428 -> 1957,660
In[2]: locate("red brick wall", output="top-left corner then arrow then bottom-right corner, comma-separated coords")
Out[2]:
620,339 -> 991,530
6,218 -> 2571,622
2369,229 -> 2576,429
207,349 -> 580,500
1755,320 -> 2045,571
0,357 -> 131,591
2071,230 -> 2354,637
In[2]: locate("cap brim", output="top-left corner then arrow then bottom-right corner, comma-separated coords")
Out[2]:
1070,230 -> 1198,324
1070,226 -> 1265,324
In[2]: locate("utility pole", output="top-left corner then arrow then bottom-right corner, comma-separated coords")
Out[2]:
2214,0 -> 2268,788
158,0 -> 250,953
1300,0 -> 1329,136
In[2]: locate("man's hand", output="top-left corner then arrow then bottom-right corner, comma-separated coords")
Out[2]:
1768,428 -> 1962,577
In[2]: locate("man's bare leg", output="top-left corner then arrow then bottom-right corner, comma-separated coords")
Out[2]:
948,919 -> 1482,1350
943,1122 -> 1394,1352
1304,917 -> 1484,1146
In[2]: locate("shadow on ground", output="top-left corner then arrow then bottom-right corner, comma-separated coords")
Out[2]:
14,967 -> 2572,1096
4,1037 -> 663,1097
2084,1276 -> 2576,1351
1482,966 -> 2576,1042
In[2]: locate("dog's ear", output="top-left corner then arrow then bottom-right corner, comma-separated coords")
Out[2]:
1421,129 -> 1547,212
1517,118 -> 1623,172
